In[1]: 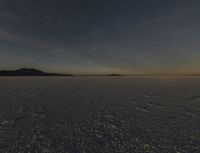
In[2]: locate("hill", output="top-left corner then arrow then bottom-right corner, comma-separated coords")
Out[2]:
0,68 -> 72,76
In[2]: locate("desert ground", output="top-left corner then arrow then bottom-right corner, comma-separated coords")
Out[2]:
0,77 -> 199,153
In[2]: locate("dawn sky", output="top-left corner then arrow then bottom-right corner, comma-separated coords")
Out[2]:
0,0 -> 200,75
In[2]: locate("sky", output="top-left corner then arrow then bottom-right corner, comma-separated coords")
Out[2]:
0,0 -> 200,75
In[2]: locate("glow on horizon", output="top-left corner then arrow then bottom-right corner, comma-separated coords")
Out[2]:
0,1 -> 200,75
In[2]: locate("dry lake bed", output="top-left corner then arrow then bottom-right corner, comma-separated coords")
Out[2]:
0,77 -> 199,153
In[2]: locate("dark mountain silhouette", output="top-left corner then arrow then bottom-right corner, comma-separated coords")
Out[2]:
0,68 -> 73,76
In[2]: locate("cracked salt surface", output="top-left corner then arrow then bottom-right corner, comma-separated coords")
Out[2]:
0,76 -> 200,152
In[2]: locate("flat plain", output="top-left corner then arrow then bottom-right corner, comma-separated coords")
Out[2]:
0,77 -> 199,153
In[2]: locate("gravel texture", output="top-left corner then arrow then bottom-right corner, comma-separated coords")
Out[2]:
0,77 -> 199,153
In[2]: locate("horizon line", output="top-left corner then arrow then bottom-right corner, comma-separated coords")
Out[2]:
1,68 -> 200,77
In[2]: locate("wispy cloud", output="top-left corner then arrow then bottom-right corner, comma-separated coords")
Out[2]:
0,29 -> 49,49
0,11 -> 20,20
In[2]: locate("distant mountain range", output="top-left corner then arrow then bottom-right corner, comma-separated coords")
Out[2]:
0,68 -> 124,76
2,68 -> 197,76
0,68 -> 73,76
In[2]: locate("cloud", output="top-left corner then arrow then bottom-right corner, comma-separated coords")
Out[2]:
0,11 -> 20,20
0,30 -> 17,40
0,29 -> 49,49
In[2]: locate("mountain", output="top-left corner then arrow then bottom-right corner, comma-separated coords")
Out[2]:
0,68 -> 73,76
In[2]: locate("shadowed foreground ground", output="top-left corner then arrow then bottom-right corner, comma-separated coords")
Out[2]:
0,77 -> 199,153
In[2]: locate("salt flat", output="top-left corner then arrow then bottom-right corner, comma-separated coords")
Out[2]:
0,77 -> 199,153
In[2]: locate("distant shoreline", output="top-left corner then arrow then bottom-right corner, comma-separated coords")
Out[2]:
1,68 -> 200,77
